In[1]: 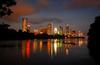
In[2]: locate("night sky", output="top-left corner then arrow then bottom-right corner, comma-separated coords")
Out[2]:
0,0 -> 100,33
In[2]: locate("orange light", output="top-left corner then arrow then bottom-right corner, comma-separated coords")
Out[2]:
47,39 -> 51,56
32,39 -> 37,53
21,40 -> 26,58
40,40 -> 43,51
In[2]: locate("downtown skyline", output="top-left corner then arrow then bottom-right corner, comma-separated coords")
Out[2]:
0,0 -> 100,33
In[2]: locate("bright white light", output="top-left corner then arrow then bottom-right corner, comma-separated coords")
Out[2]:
54,39 -> 57,55
54,27 -> 58,34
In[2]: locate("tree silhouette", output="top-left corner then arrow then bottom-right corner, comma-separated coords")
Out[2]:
87,16 -> 100,64
0,0 -> 16,17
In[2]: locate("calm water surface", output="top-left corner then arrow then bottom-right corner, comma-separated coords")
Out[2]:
0,39 -> 95,65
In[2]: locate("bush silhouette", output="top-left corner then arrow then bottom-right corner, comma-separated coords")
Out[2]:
87,16 -> 100,64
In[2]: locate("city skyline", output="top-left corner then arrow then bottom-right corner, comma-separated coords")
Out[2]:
19,16 -> 84,38
0,0 -> 100,65
0,0 -> 100,33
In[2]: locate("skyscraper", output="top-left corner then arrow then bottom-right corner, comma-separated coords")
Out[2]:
59,26 -> 63,35
47,23 -> 53,35
27,24 -> 31,32
65,24 -> 70,35
22,16 -> 27,32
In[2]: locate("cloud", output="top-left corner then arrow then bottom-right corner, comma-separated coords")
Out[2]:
3,0 -> 100,22
32,0 -> 49,12
3,0 -> 49,22
3,5 -> 34,21
29,18 -> 62,24
64,0 -> 100,10
2,0 -> 33,22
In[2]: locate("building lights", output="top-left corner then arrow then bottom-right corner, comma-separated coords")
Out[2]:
27,24 -> 31,32
40,32 -> 43,34
21,18 -> 85,37
22,16 -> 27,32
54,27 -> 58,34
34,29 -> 39,35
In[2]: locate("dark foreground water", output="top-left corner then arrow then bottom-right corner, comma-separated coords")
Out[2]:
0,39 -> 95,65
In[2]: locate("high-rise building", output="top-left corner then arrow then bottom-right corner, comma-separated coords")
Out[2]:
59,26 -> 63,35
54,27 -> 58,34
47,23 -> 53,35
22,16 -> 27,32
65,24 -> 70,36
27,24 -> 31,32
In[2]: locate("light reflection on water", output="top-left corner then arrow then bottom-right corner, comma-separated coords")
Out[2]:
20,38 -> 86,59
0,38 -> 95,65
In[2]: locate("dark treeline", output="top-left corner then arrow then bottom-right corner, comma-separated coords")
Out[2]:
0,23 -> 64,40
0,23 -> 84,40
0,21 -> 87,40
87,16 -> 100,65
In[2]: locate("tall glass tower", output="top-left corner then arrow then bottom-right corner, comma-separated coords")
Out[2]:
22,16 -> 27,32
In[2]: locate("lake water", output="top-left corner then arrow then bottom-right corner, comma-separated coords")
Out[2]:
0,38 -> 95,65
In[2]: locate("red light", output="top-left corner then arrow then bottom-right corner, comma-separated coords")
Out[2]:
26,40 -> 30,58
